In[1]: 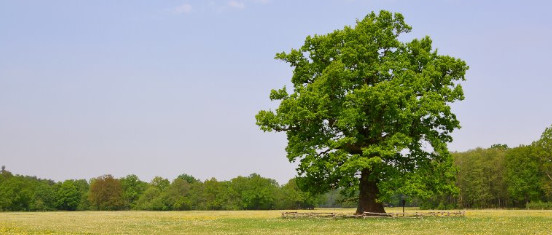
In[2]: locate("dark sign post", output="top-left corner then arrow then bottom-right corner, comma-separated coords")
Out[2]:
401,195 -> 406,216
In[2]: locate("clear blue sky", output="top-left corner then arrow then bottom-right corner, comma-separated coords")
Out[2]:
1,0 -> 551,183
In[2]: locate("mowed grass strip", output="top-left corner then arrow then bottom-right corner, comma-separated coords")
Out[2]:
1,208 -> 551,234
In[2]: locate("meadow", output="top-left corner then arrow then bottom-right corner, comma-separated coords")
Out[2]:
1,208 -> 551,234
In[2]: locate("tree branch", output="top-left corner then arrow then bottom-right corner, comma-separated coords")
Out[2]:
546,171 -> 552,182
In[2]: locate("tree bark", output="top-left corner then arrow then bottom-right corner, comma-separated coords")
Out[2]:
355,169 -> 386,215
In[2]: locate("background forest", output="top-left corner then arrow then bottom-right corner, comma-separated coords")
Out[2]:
2,125 -> 551,211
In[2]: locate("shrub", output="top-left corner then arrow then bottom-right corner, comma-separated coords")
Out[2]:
526,201 -> 552,210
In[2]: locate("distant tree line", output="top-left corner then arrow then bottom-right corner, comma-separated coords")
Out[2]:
423,125 -> 552,209
0,170 -> 317,211
1,125 -> 551,211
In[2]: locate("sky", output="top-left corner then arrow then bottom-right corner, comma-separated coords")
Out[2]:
1,0 -> 551,184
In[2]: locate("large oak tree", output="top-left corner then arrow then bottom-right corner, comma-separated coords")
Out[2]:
256,11 -> 468,214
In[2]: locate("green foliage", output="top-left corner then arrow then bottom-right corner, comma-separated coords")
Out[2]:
177,173 -> 200,184
490,144 -> 509,150
150,176 -> 170,191
505,145 -> 543,206
135,186 -> 163,210
276,178 -> 318,209
134,176 -> 196,211
164,178 -> 193,210
256,10 -> 467,210
30,180 -> 57,211
203,178 -> 230,210
534,125 -> 552,198
135,176 -> 171,210
55,180 -> 81,210
0,176 -> 33,211
229,174 -> 279,210
454,148 -> 508,208
120,174 -> 147,209
88,175 -> 124,210
424,125 -> 552,209
73,179 -> 90,210
0,167 -> 319,211
0,168 -> 81,211
526,201 -> 552,210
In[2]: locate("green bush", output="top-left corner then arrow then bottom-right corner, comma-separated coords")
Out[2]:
526,201 -> 552,210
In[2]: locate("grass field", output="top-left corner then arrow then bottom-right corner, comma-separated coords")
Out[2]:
1,208 -> 551,234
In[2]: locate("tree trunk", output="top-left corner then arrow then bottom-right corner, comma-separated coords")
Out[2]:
355,169 -> 386,215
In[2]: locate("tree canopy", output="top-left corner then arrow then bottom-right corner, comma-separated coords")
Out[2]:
256,10 -> 468,214
88,175 -> 124,210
